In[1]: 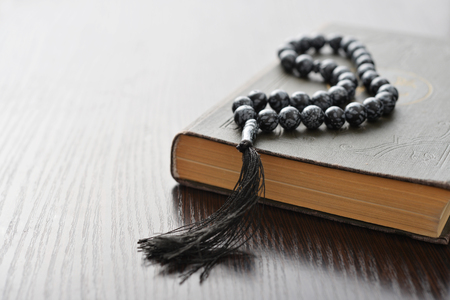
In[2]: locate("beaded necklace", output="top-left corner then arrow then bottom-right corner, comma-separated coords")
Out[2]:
139,33 -> 399,283
233,33 -> 398,152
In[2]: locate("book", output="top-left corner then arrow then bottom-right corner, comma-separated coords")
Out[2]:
170,24 -> 450,244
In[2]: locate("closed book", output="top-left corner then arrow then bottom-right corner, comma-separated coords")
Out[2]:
170,24 -> 450,244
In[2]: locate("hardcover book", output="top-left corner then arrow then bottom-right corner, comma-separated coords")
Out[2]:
170,24 -> 450,244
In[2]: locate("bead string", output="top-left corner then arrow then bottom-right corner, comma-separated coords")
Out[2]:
232,33 -> 399,133
138,33 -> 401,283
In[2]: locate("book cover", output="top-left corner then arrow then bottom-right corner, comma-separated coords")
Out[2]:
171,24 -> 450,244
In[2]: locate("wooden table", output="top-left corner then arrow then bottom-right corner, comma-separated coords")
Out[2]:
1,1 -> 449,299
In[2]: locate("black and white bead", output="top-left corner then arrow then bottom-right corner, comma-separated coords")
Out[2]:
232,33 -> 399,134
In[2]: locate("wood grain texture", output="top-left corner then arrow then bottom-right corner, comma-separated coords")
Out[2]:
0,0 -> 449,299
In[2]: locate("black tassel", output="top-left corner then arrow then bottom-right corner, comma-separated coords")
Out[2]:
138,120 -> 264,283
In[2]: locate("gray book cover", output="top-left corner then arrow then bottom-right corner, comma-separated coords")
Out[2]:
171,24 -> 450,244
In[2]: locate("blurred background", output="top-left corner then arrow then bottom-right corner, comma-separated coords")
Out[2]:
0,0 -> 448,128
0,0 -> 449,299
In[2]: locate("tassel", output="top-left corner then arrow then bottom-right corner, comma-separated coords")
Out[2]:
138,119 -> 264,283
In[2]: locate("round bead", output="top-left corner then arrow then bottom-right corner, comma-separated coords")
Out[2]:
279,106 -> 302,130
340,36 -> 357,52
290,91 -> 311,112
301,105 -> 325,129
363,97 -> 384,121
247,90 -> 268,112
232,96 -> 253,112
257,109 -> 279,132
338,72 -> 358,87
277,43 -> 296,58
319,59 -> 338,82
337,79 -> 356,100
234,105 -> 256,127
268,89 -> 290,113
327,34 -> 342,52
311,90 -> 332,111
312,60 -> 321,73
346,41 -> 365,58
352,48 -> 371,63
361,70 -> 379,89
369,77 -> 390,95
356,54 -> 375,67
310,34 -> 326,51
324,106 -> 346,129
331,66 -> 351,85
295,54 -> 314,77
357,63 -> 376,79
345,102 -> 367,127
376,91 -> 396,115
378,84 -> 399,101
279,50 -> 297,72
297,36 -> 311,53
328,86 -> 349,106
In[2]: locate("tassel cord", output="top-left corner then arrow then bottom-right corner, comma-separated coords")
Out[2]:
138,147 -> 265,282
